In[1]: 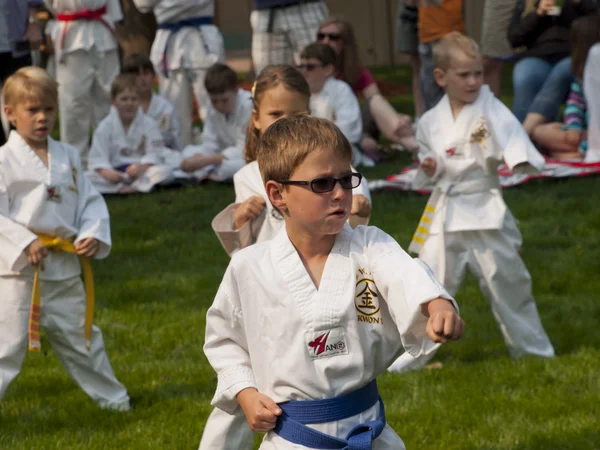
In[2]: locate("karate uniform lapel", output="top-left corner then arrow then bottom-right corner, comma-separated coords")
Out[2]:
273,225 -> 351,332
8,132 -> 49,184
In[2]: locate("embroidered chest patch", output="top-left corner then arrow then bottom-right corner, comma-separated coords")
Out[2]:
46,185 -> 62,203
355,268 -> 383,325
469,117 -> 491,148
306,327 -> 349,360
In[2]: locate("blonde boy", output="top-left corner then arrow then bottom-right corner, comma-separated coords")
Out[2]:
204,115 -> 463,448
86,74 -> 176,194
0,67 -> 129,410
389,32 -> 554,373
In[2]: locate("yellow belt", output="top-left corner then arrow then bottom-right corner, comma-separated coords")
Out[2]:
29,234 -> 95,352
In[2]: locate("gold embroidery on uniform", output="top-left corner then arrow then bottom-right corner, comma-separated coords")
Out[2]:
355,268 -> 383,325
470,117 -> 490,149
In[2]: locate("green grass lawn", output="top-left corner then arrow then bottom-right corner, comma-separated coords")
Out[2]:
1,66 -> 600,449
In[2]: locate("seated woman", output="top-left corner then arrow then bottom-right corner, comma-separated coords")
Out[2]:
317,17 -> 418,160
531,15 -> 600,159
508,0 -> 598,136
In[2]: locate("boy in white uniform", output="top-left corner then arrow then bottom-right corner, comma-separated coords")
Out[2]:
86,74 -> 176,194
204,114 -> 464,449
131,0 -> 225,146
44,0 -> 123,162
0,67 -> 129,410
299,42 -> 373,167
389,32 -> 554,373
179,63 -> 250,182
122,53 -> 183,151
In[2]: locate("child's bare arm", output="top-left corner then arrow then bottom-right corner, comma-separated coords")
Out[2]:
96,168 -> 125,184
237,388 -> 282,433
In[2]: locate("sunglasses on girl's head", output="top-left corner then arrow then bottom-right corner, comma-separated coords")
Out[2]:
296,63 -> 324,71
276,173 -> 362,194
317,32 -> 342,42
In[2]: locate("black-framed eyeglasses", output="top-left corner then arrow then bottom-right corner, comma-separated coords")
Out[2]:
296,63 -> 324,72
317,32 -> 342,42
276,173 -> 362,193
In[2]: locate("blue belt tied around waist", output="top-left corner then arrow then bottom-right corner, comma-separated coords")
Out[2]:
273,380 -> 386,449
157,16 -> 213,77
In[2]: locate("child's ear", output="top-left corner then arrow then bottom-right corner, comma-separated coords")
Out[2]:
4,105 -> 15,126
252,108 -> 261,132
324,63 -> 335,77
433,68 -> 447,88
265,180 -> 287,213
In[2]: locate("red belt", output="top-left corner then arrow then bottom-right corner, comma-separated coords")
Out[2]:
56,5 -> 115,62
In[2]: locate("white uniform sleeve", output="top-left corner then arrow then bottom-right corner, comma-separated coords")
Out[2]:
333,83 -> 363,144
204,263 -> 257,413
0,168 -> 37,271
70,148 -> 112,260
487,97 -> 545,173
367,228 -> 458,357
140,119 -> 166,166
88,124 -> 114,171
169,109 -> 184,151
584,44 -> 600,163
413,119 -> 445,188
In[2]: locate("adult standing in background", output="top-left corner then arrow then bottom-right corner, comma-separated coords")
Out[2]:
132,0 -> 224,147
481,0 -> 518,97
44,0 -> 123,164
251,0 -> 327,74
508,0 -> 598,136
0,0 -> 44,146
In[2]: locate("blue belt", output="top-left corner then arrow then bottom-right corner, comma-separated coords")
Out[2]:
157,16 -> 213,77
273,380 -> 386,449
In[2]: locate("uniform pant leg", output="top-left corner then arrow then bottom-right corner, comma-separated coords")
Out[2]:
57,50 -> 95,162
0,276 -> 31,400
159,69 -> 194,147
388,232 -> 468,373
198,407 -> 254,450
40,277 -> 130,410
468,229 -> 555,359
92,49 -> 120,131
190,25 -> 225,123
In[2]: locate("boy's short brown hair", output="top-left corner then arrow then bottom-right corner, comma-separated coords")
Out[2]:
433,31 -> 481,70
204,63 -> 238,95
111,73 -> 140,98
257,114 -> 352,184
121,53 -> 155,75
3,66 -> 57,107
300,43 -> 337,67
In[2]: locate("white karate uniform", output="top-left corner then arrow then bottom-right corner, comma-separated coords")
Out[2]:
132,0 -> 225,146
211,161 -> 372,256
204,224 -> 457,449
389,86 -> 554,373
180,89 -> 251,182
145,93 -> 183,151
310,77 -> 374,168
86,107 -> 176,194
44,0 -> 122,162
0,131 -> 129,410
584,43 -> 600,163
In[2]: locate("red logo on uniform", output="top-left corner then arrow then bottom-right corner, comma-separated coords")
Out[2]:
445,147 -> 456,157
308,331 -> 330,356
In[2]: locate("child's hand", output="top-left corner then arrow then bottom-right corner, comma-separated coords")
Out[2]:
537,0 -> 555,15
100,169 -> 125,185
75,238 -> 100,257
421,157 -> 437,177
180,155 -> 209,173
423,298 -> 464,344
351,194 -> 372,218
237,388 -> 282,433
233,196 -> 266,230
26,239 -> 49,269
126,163 -> 151,180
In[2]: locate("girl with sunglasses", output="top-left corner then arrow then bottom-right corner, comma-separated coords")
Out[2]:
202,65 -> 372,450
317,17 -> 419,160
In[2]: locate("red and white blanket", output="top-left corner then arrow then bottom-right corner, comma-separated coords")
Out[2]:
368,159 -> 600,193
